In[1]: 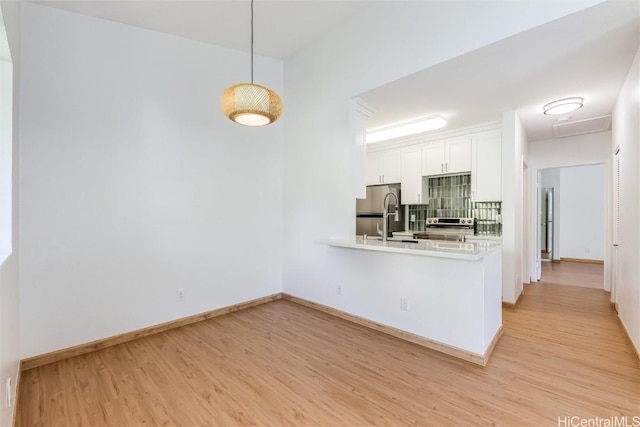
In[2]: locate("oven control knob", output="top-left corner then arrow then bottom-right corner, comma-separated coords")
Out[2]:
433,218 -> 438,224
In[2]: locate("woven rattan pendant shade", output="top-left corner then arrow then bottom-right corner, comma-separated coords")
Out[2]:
221,82 -> 283,126
220,0 -> 283,126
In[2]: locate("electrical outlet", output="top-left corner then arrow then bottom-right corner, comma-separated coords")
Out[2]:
176,289 -> 185,302
400,297 -> 409,311
336,283 -> 343,295
410,214 -> 416,222
6,378 -> 11,408
585,247 -> 591,254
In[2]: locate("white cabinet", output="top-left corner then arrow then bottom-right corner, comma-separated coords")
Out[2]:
400,146 -> 428,205
421,142 -> 445,176
421,137 -> 471,176
471,130 -> 502,202
448,138 -> 472,173
367,149 -> 402,185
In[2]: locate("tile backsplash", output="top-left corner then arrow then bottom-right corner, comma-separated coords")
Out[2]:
474,202 -> 502,236
427,174 -> 472,218
407,173 -> 502,235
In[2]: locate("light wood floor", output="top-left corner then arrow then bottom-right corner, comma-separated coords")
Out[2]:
17,286 -> 639,426
541,260 -> 604,289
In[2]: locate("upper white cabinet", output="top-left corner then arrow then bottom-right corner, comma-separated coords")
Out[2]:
471,130 -> 502,202
401,146 -> 428,205
448,138 -> 473,173
367,149 -> 402,185
421,137 -> 471,176
421,142 -> 445,176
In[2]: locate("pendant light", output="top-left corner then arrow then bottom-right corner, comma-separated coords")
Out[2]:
220,0 -> 283,126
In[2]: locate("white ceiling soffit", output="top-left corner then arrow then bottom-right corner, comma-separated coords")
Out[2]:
552,116 -> 612,138
29,0 -> 370,60
358,1 -> 640,142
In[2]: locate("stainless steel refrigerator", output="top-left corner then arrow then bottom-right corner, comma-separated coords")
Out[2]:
356,184 -> 403,237
540,188 -> 554,259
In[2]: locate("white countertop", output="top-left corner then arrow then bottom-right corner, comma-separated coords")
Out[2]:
466,234 -> 503,242
328,236 -> 501,260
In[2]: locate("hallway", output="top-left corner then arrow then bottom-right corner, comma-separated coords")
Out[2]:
540,260 -> 604,289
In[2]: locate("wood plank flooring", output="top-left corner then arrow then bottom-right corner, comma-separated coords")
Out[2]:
541,260 -> 604,289
17,276 -> 639,425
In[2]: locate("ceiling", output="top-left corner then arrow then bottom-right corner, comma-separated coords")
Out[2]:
31,0 -> 370,59
32,0 -> 640,142
359,1 -> 640,142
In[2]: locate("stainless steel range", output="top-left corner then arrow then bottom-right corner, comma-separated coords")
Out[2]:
413,218 -> 475,242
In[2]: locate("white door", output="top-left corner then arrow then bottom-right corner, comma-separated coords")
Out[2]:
612,148 -> 620,309
536,170 -> 542,281
522,161 -> 530,285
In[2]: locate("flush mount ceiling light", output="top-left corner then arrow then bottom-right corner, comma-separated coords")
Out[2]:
366,115 -> 447,144
543,97 -> 584,116
220,0 -> 283,126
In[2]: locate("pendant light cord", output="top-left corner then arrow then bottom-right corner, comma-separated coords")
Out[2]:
250,0 -> 254,84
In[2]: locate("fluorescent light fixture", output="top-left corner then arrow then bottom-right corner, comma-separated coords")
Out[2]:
366,115 -> 447,144
543,97 -> 583,115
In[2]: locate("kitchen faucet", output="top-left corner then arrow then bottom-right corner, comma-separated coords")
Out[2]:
377,192 -> 399,242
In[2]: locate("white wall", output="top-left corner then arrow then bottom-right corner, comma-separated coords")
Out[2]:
328,247 -> 501,356
19,3 -> 284,358
502,112 -> 528,302
529,131 -> 611,168
612,47 -> 640,354
558,165 -> 605,261
283,2 -> 599,323
0,2 -> 19,425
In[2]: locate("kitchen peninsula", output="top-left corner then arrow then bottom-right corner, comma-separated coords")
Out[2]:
327,237 -> 502,365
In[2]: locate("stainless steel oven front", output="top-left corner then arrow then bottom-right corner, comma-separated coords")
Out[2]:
414,217 -> 475,241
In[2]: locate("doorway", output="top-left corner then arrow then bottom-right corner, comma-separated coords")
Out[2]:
536,164 -> 606,289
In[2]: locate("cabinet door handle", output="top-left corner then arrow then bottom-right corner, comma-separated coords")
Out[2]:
445,162 -> 448,172
382,174 -> 385,183
418,194 -> 421,203
441,163 -> 443,173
